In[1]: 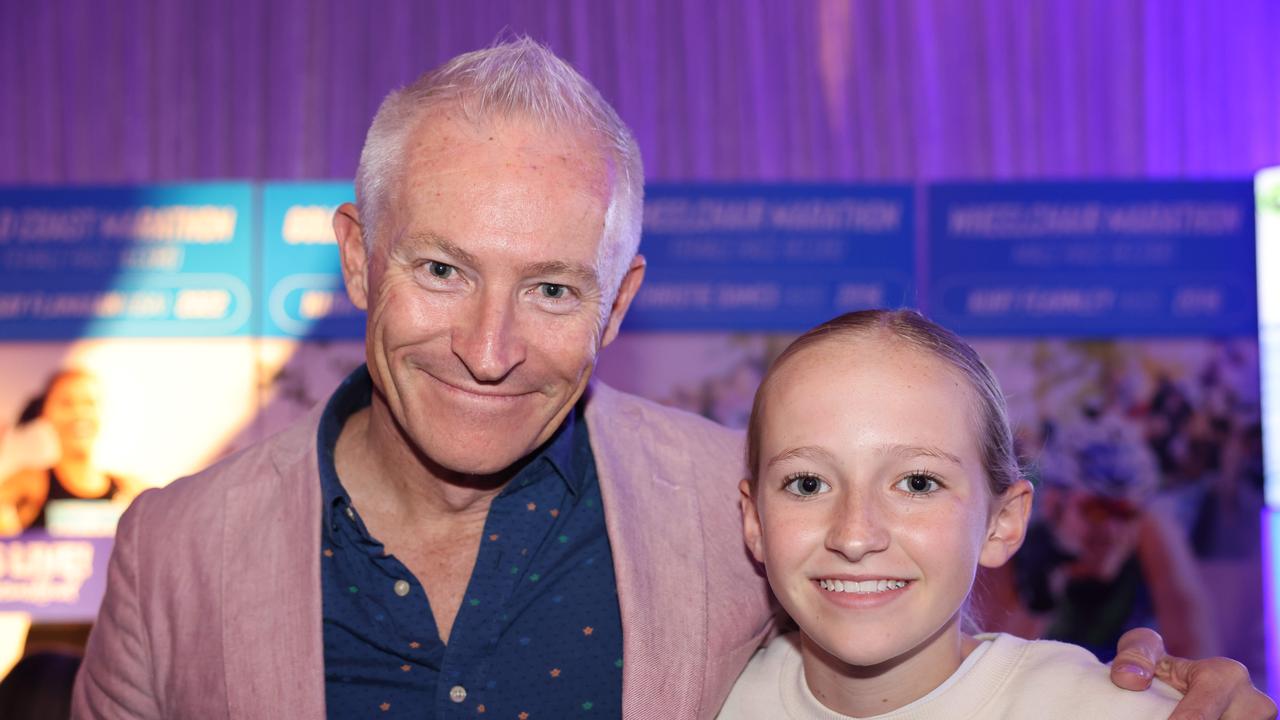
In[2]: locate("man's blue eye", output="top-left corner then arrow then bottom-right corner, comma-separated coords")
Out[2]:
427,261 -> 454,279
541,284 -> 567,299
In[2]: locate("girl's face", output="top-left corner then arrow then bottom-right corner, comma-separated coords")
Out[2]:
742,337 -> 1028,671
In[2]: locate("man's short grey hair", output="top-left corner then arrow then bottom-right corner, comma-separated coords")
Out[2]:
355,37 -> 644,300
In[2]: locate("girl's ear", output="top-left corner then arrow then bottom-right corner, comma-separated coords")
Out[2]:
978,479 -> 1034,569
739,479 -> 766,563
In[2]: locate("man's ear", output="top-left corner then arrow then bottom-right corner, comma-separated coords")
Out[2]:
739,478 -> 766,563
599,254 -> 646,348
978,479 -> 1034,569
334,202 -> 370,311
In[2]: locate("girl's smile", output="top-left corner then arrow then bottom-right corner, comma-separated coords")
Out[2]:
814,577 -> 913,610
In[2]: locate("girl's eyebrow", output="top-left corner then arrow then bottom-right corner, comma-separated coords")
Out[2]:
765,445 -> 837,471
765,443 -> 964,471
880,443 -> 964,466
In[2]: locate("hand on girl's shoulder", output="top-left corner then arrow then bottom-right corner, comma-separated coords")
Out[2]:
980,633 -> 1183,719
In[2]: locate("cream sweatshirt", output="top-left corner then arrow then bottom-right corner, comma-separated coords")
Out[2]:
717,631 -> 1181,719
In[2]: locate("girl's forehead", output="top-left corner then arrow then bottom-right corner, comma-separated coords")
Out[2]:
773,334 -> 953,389
762,336 -> 984,442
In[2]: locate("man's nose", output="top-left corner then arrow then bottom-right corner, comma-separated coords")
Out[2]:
825,490 -> 890,563
451,289 -> 526,383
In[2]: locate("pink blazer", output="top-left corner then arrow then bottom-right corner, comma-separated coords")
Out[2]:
72,382 -> 775,719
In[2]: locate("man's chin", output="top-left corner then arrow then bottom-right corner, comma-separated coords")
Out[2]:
414,438 -> 540,481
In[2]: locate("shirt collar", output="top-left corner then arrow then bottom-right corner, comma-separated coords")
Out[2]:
316,365 -> 590,538
317,365 -> 373,538
523,401 -> 588,498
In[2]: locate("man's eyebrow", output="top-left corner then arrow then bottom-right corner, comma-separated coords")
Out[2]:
404,231 -> 478,267
522,260 -> 600,288
765,445 -> 838,471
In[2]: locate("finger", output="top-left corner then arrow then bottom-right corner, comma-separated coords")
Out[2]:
1162,656 -> 1272,720
1163,658 -> 1229,720
1110,627 -> 1163,691
1170,684 -> 1231,720
1223,693 -> 1279,720
1154,654 -> 1197,693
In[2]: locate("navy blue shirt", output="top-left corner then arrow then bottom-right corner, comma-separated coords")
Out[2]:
320,367 -> 623,718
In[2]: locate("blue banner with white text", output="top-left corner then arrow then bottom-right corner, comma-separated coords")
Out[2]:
0,184 -> 255,339
260,182 -> 362,339
925,181 -> 1256,336
626,184 -> 916,331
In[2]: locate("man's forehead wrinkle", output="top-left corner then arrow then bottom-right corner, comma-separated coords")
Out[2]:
405,113 -> 614,194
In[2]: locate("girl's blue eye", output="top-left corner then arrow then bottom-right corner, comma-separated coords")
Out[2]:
783,473 -> 829,497
540,283 -> 567,299
896,473 -> 941,495
427,261 -> 454,279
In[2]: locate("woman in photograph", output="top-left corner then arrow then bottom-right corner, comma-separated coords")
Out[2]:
0,369 -> 134,535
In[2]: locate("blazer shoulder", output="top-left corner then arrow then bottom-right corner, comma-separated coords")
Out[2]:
586,381 -> 745,464
122,404 -> 321,541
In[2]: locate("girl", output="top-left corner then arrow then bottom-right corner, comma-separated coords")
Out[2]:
719,309 -> 1181,719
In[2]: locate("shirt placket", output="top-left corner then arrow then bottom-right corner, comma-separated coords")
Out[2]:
435,469 -> 561,716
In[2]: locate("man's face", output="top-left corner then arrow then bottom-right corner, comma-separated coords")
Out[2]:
340,111 -> 640,476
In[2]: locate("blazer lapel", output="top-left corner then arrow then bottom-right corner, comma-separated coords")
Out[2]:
221,411 -> 326,719
587,383 -> 709,720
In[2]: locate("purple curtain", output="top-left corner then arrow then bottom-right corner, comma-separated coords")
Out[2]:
3,0 -> 1277,184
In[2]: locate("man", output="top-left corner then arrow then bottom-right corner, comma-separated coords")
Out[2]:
73,39 -> 1273,719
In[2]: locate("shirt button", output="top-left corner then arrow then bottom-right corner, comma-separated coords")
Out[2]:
449,685 -> 467,703
345,507 -> 355,520
394,579 -> 411,597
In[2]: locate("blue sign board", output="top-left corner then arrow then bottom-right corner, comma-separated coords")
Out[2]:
0,185 -> 255,338
260,182 -> 363,339
926,181 -> 1257,336
0,532 -> 113,622
628,184 -> 916,331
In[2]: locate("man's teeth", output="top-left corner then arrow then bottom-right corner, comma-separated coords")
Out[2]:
818,579 -> 907,594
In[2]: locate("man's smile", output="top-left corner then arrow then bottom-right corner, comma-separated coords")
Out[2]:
424,371 -> 538,403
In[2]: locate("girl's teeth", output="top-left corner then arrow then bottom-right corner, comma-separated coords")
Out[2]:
818,579 -> 907,594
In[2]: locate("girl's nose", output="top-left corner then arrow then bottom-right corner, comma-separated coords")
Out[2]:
825,490 -> 891,563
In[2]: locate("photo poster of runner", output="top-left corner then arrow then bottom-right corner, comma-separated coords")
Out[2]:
0,185 -> 259,624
